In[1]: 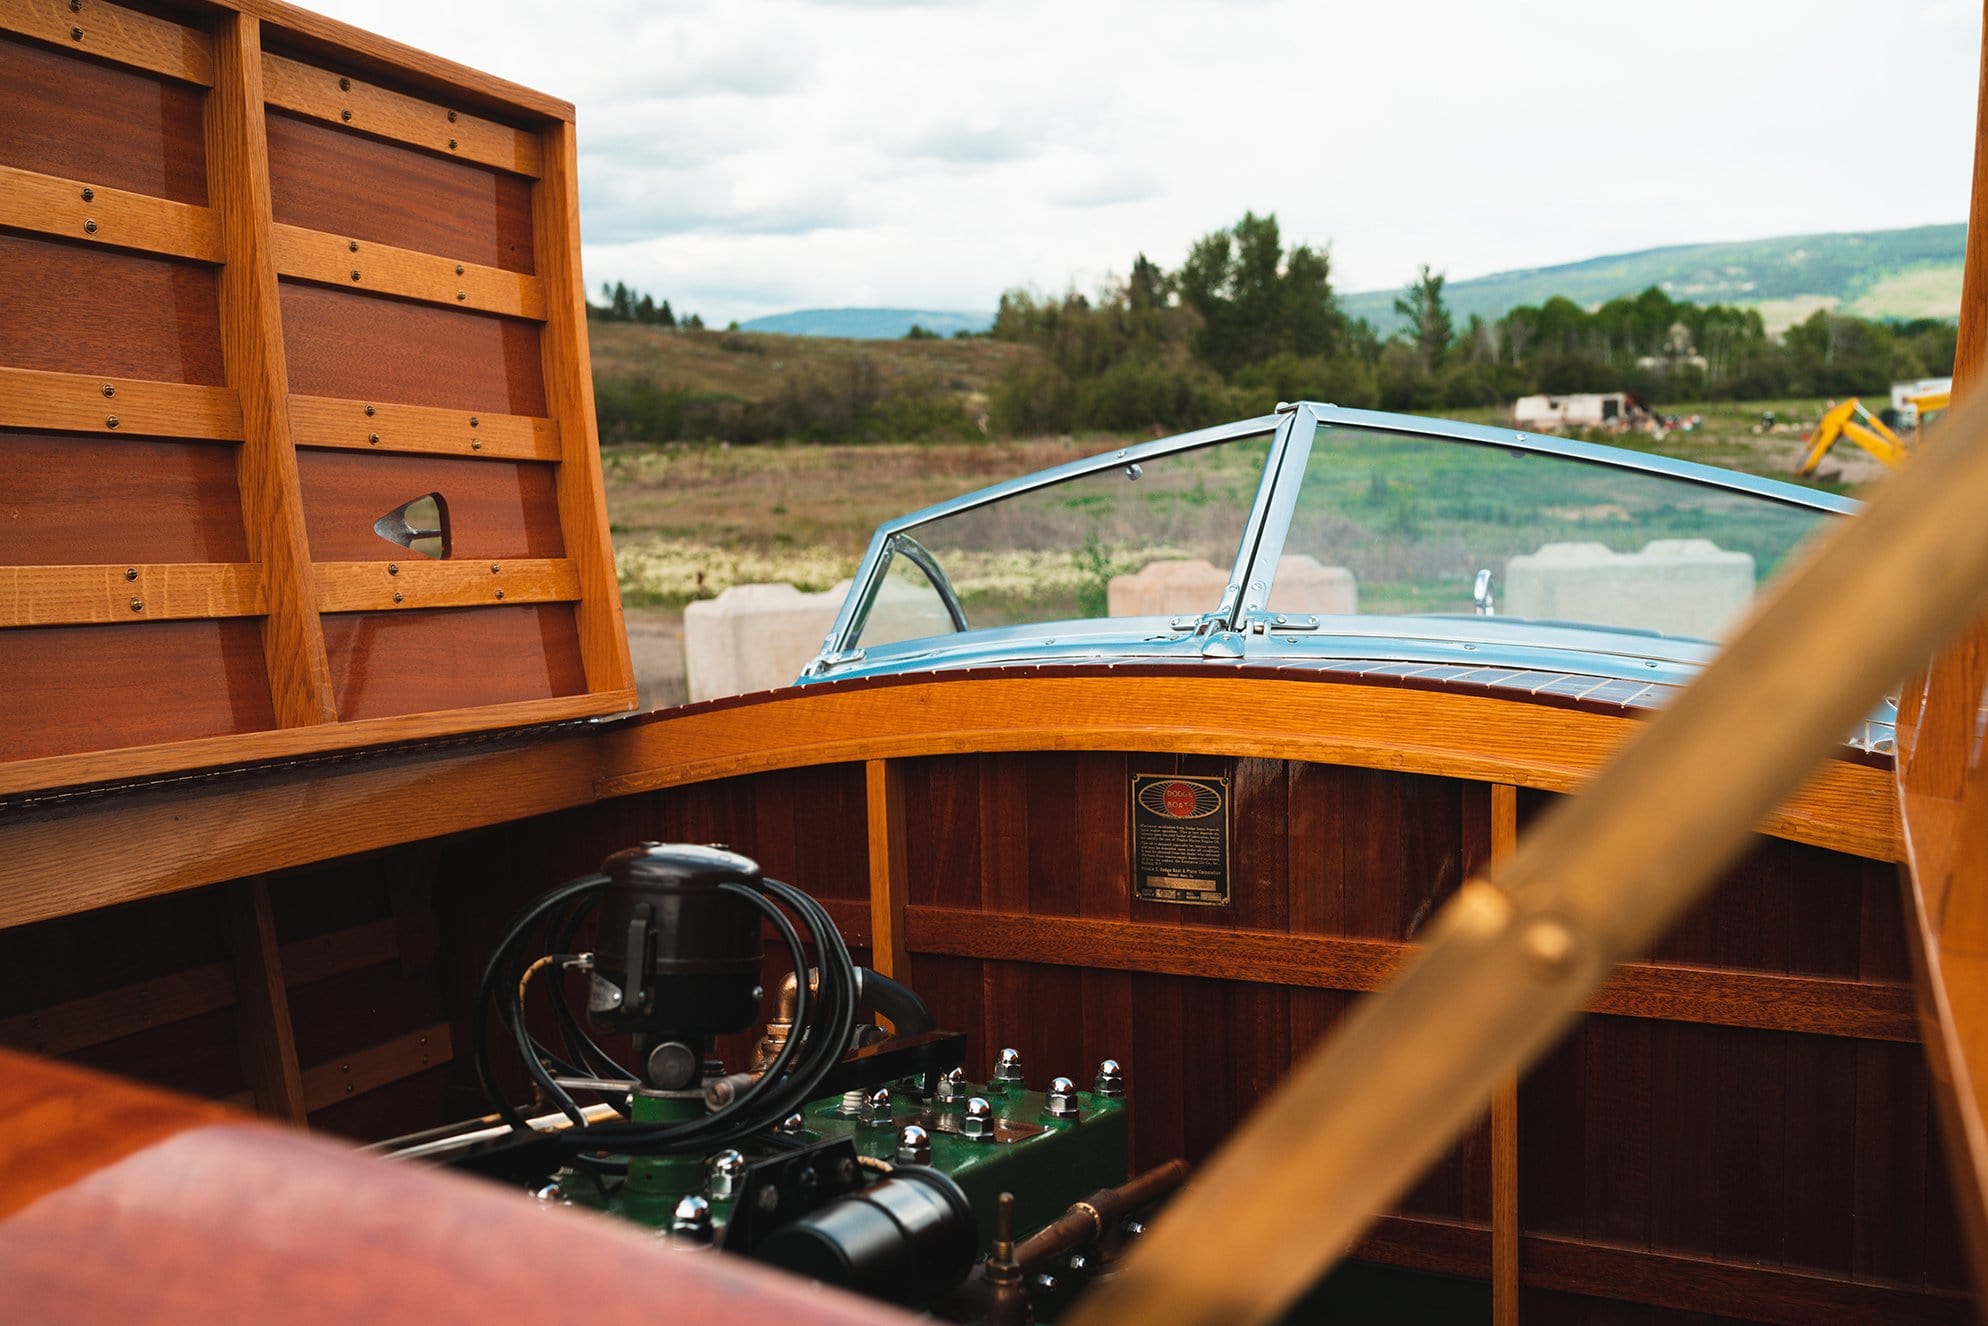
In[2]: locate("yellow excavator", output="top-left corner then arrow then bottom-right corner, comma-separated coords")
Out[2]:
1795,397 -> 1909,476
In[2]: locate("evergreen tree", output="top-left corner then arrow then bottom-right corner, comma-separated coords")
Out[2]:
1393,265 -> 1453,372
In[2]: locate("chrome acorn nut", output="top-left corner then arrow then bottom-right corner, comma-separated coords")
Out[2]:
1045,1076 -> 1080,1120
962,1096 -> 996,1141
898,1123 -> 932,1164
991,1047 -> 1024,1092
935,1066 -> 968,1105
707,1148 -> 745,1199
1095,1058 -> 1126,1098
671,1194 -> 714,1243
862,1086 -> 894,1128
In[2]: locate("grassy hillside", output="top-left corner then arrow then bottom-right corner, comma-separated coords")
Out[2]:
1341,224 -> 1963,334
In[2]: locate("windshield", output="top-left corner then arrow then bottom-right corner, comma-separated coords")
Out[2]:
851,431 -> 1273,650
1266,422 -> 1832,640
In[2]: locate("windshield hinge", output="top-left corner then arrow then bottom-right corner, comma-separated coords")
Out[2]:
802,648 -> 865,677
1238,609 -> 1320,634
1168,612 -> 1232,637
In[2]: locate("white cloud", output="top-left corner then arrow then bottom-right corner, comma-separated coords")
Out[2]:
305,0 -> 1982,323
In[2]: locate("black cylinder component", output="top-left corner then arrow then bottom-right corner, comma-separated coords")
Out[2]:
591,844 -> 765,1046
755,1166 -> 978,1306
853,967 -> 936,1037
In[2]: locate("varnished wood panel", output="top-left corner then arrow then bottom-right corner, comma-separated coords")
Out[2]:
295,450 -> 563,561
321,603 -> 584,720
287,395 -> 556,462
0,619 -> 273,759
271,222 -> 544,318
0,232 -> 223,384
265,110 -> 534,273
313,558 -> 576,613
0,0 -> 213,86
0,433 -> 249,564
0,33 -> 208,203
279,281 -> 546,415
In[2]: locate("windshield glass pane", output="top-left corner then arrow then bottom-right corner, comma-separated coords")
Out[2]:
1266,423 -> 1831,641
854,432 -> 1273,649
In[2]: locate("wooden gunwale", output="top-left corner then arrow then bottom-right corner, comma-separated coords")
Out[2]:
595,669 -> 1900,861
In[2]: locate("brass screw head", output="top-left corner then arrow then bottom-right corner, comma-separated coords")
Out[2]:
364,404 -> 375,417
447,110 -> 458,123
387,563 -> 399,575
456,264 -> 465,276
69,25 -> 82,40
350,269 -> 361,282
83,219 -> 97,234
456,290 -> 466,301
494,588 -> 506,600
123,568 -> 137,582
349,240 -> 359,253
105,415 -> 118,428
490,563 -> 501,574
469,416 -> 479,427
471,438 -> 482,450
392,591 -> 403,604
338,77 -> 350,91
101,383 -> 114,398
80,186 -> 93,201
128,598 -> 142,612
341,108 -> 352,122
448,138 -> 458,149
368,432 -> 380,444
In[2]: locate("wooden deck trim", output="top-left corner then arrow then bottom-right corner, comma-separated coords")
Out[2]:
0,917 -> 398,1057
0,0 -> 214,86
865,758 -> 911,985
595,675 -> 1902,861
261,50 -> 542,176
228,877 -> 306,1122
0,366 -> 243,440
0,563 -> 264,627
272,223 -> 547,319
298,1021 -> 449,1113
313,558 -> 579,614
0,164 -> 223,262
876,905 -> 1919,1043
1356,1215 -> 1968,1326
287,395 -> 559,462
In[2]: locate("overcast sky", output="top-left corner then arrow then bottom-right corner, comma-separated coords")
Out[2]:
312,0 -> 1982,324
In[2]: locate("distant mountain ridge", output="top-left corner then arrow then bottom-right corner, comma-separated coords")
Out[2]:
1339,224 -> 1965,334
739,307 -> 992,339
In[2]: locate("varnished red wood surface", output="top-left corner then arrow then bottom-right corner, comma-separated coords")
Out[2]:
321,603 -> 584,720
0,432 -> 249,565
0,1050 -> 908,1325
296,450 -> 564,561
266,110 -> 535,273
0,33 -> 209,205
0,232 -> 223,383
279,282 -> 547,415
0,619 -> 274,759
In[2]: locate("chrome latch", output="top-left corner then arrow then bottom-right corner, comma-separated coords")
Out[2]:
1239,610 -> 1320,633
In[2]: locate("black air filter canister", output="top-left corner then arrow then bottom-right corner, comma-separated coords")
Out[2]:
590,843 -> 765,1041
756,1167 -> 978,1306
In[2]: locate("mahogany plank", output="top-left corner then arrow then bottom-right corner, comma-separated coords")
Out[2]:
312,558 -> 577,613
0,618 -> 273,759
0,33 -> 208,201
0,433 -> 249,564
265,110 -> 535,273
295,450 -> 563,561
0,562 -> 263,626
279,281 -> 546,415
320,603 -> 584,721
0,232 -> 222,384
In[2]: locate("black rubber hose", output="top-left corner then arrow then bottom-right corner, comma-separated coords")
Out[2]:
853,967 -> 935,1036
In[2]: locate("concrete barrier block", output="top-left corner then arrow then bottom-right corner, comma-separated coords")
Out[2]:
683,582 -> 839,702
1503,538 -> 1754,639
1107,555 -> 1356,617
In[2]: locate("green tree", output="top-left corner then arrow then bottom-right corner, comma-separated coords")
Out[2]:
1392,265 -> 1453,372
1173,212 -> 1343,376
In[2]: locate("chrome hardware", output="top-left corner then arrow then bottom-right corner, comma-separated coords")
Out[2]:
1473,568 -> 1497,616
708,1149 -> 745,1199
862,1087 -> 894,1128
1044,1077 -> 1079,1120
1095,1058 -> 1126,1098
936,1067 -> 968,1105
991,1047 -> 1023,1092
897,1124 -> 932,1164
671,1194 -> 714,1243
961,1097 -> 996,1141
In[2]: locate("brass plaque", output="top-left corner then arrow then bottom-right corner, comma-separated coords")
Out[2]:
1131,773 -> 1230,906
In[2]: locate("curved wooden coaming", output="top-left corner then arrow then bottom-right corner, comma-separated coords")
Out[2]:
596,669 -> 1901,862
0,1048 -> 904,1325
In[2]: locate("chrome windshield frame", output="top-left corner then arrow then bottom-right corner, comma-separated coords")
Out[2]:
806,402 -> 1857,676
811,411 -> 1284,664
